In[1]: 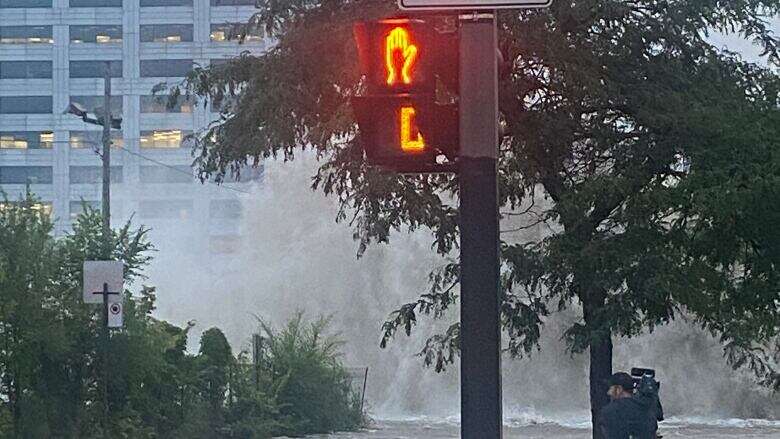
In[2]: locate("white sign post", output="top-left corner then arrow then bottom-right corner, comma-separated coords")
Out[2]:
399,0 -> 550,10
83,260 -> 123,304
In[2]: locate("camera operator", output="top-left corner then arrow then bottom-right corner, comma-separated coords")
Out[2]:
598,372 -> 661,439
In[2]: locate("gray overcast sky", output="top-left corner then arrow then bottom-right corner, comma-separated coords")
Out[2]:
708,16 -> 780,66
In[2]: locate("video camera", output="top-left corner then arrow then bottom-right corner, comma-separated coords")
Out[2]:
630,367 -> 661,391
632,367 -> 664,425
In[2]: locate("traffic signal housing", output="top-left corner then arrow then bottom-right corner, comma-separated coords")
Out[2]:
352,17 -> 459,172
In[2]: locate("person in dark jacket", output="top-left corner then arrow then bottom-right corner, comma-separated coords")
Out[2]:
598,372 -> 659,439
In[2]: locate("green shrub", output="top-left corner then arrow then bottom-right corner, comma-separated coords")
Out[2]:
258,312 -> 365,436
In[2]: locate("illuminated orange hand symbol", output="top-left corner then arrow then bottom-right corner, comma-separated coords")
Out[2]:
386,27 -> 418,86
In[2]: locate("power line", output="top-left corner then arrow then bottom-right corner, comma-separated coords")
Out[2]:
32,140 -> 254,195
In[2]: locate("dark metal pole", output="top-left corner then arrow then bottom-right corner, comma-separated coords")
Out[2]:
100,62 -> 113,438
458,13 -> 502,439
101,282 -> 110,437
101,62 -> 112,251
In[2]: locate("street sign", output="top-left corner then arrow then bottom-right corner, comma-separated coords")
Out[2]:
83,260 -> 123,304
107,302 -> 123,328
399,0 -> 550,10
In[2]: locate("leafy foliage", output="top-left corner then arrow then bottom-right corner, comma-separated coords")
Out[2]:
0,198 -> 365,438
170,0 -> 779,436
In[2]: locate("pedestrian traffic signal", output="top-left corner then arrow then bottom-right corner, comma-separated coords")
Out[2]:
352,95 -> 457,171
352,16 -> 459,172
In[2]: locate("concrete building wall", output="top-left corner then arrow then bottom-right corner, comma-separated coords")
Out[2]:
0,0 -> 263,254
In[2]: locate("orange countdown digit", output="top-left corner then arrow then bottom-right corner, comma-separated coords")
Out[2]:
400,106 -> 425,152
385,27 -> 418,86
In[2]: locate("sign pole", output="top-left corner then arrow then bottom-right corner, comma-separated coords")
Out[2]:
458,13 -> 502,439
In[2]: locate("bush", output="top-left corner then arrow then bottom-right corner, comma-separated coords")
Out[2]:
258,312 -> 365,436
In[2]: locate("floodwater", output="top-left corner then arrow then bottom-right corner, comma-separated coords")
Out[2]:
308,418 -> 780,438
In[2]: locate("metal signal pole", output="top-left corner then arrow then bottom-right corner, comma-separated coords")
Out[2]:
101,61 -> 112,248
101,61 -> 112,437
458,14 -> 502,439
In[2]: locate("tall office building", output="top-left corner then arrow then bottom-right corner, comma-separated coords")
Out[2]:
0,0 -> 264,256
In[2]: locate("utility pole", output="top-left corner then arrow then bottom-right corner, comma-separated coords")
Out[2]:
458,14 -> 502,439
101,61 -> 112,248
100,61 -> 112,437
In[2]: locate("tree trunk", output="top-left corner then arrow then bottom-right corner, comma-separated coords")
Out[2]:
588,331 -> 613,439
582,288 -> 613,439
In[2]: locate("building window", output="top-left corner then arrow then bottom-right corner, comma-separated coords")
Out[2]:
0,61 -> 52,79
209,199 -> 242,219
69,166 -> 122,184
69,200 -> 100,220
69,0 -> 122,6
1,0 -> 52,7
69,131 -> 123,149
210,23 -> 263,42
139,199 -> 193,219
0,166 -> 52,184
0,201 -> 53,217
140,59 -> 192,78
0,132 -> 53,149
209,235 -> 240,254
70,96 -> 123,116
140,0 -> 192,6
211,0 -> 256,5
140,24 -> 193,43
0,26 -> 53,44
140,95 -> 195,113
70,25 -> 122,44
70,61 -> 122,78
139,129 -> 192,148
140,165 -> 192,184
213,164 -> 264,183
0,96 -> 52,114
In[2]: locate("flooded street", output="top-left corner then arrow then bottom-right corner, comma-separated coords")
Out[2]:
310,418 -> 780,438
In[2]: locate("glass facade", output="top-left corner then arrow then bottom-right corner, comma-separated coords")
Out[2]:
209,199 -> 242,219
140,59 -> 193,77
211,0 -> 256,5
0,26 -> 53,44
210,23 -> 263,42
0,131 -> 53,149
140,0 -> 192,6
70,95 -> 123,116
0,166 -> 53,184
140,95 -> 195,113
140,129 -> 192,148
69,0 -> 122,7
69,166 -> 123,184
0,96 -> 52,114
70,25 -> 123,44
140,24 -> 193,43
0,1 -> 264,231
0,61 -> 52,79
140,165 -> 193,183
1,0 -> 51,7
69,131 -> 124,149
70,60 -> 122,78
69,200 -> 100,220
0,201 -> 53,217
139,199 -> 193,219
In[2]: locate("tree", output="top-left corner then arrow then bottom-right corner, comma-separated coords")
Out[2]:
173,2 -> 779,435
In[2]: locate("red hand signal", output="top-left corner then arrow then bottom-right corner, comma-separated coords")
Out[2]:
385,27 -> 418,86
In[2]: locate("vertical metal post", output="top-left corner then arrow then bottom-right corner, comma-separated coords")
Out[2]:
101,62 -> 112,251
101,62 -> 113,437
458,14 -> 502,439
102,282 -> 110,437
